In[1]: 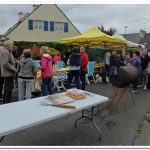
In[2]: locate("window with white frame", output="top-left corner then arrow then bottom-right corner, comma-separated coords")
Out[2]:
33,20 -> 44,30
39,20 -> 43,29
55,22 -> 63,31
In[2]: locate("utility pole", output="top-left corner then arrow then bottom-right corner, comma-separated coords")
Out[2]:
125,26 -> 128,34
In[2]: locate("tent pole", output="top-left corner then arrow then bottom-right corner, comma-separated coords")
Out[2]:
104,42 -> 106,50
103,42 -> 106,63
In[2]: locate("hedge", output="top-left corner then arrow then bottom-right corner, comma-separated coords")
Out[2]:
14,41 -> 74,53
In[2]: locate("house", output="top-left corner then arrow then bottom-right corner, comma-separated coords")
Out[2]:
122,29 -> 150,49
3,4 -> 80,42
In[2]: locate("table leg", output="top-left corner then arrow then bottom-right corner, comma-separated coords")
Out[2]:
0,136 -> 5,143
74,106 -> 102,140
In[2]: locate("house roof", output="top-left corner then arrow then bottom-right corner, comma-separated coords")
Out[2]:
4,12 -> 30,37
3,4 -> 81,37
122,32 -> 150,49
139,33 -> 150,49
122,33 -> 140,44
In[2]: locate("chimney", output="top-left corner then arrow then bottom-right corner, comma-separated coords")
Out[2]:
18,12 -> 24,21
33,4 -> 39,10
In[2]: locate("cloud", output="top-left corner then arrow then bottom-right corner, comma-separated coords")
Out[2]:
0,4 -> 150,35
59,4 -> 150,34
0,4 -> 32,35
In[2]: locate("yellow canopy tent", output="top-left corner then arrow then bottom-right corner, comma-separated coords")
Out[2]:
60,26 -> 127,47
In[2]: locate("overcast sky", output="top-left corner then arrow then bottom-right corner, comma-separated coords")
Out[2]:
0,4 -> 150,35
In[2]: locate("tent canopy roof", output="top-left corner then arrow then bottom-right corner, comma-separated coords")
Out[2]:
60,26 -> 127,47
113,33 -> 145,48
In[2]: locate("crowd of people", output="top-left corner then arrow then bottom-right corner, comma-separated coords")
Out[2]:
0,40 -> 89,104
1,39 -> 150,104
105,45 -> 150,93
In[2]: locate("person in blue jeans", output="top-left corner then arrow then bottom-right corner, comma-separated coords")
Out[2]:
42,78 -> 53,96
38,46 -> 54,96
67,47 -> 82,89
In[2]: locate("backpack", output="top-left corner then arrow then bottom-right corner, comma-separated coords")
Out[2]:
69,52 -> 82,67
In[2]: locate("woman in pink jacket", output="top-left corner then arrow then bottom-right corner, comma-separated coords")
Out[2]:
39,46 -> 53,96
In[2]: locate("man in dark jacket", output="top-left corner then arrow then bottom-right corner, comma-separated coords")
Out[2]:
0,40 -> 17,104
109,50 -> 120,76
67,47 -> 82,89
80,47 -> 89,90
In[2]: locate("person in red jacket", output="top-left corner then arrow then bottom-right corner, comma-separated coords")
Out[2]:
53,52 -> 61,65
80,47 -> 89,90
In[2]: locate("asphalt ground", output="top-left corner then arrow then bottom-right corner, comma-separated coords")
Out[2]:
0,82 -> 150,146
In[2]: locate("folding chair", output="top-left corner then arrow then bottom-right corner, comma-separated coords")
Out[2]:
57,61 -> 65,68
86,61 -> 96,84
53,71 -> 66,92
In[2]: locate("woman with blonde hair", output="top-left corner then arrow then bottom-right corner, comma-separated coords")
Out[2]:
38,46 -> 53,96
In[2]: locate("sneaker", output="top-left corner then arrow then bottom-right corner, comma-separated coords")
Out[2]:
144,86 -> 147,90
131,90 -> 138,94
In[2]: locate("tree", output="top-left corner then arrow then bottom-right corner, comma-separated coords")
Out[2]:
98,25 -> 117,36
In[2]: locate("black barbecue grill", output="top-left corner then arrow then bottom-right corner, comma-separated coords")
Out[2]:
108,65 -> 138,111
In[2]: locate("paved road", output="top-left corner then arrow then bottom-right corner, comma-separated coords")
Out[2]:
0,83 -> 150,146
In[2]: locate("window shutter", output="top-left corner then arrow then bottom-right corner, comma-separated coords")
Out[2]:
64,22 -> 68,32
28,19 -> 33,30
50,21 -> 54,31
44,21 -> 48,31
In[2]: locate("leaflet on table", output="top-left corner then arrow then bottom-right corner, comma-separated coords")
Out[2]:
66,88 -> 94,97
45,93 -> 74,104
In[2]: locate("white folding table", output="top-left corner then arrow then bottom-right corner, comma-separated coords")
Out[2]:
0,92 -> 108,143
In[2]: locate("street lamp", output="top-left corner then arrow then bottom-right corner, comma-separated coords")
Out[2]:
125,26 -> 128,34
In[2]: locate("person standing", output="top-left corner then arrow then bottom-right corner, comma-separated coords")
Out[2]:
137,45 -> 143,56
130,51 -> 141,93
12,46 -> 20,88
80,47 -> 89,90
140,49 -> 149,90
120,48 -> 130,66
0,40 -> 17,104
39,46 -> 53,96
61,48 -> 69,65
17,48 -> 37,101
67,47 -> 82,89
109,49 -> 120,76
53,51 -> 61,65
0,41 -> 4,100
105,50 -> 111,72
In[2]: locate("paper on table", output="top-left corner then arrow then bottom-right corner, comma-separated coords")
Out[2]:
67,88 -> 95,97
45,93 -> 74,104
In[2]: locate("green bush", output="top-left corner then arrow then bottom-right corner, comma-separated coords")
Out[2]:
13,41 -> 74,58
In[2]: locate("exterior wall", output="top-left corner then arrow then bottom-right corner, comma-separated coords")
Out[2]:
7,5 -> 80,42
